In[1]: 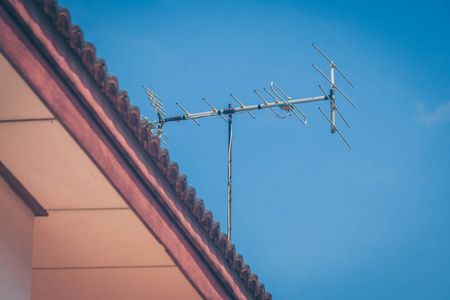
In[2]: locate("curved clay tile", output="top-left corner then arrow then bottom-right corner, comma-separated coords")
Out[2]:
54,7 -> 70,39
209,220 -> 221,241
200,209 -> 213,231
103,75 -> 119,104
93,58 -> 107,88
166,161 -> 180,184
192,198 -> 205,221
231,253 -> 244,273
240,263 -> 251,283
181,186 -> 196,208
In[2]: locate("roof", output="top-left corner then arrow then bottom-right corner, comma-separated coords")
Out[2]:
1,0 -> 271,299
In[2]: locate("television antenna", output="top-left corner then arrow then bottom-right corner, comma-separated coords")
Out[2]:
141,44 -> 356,241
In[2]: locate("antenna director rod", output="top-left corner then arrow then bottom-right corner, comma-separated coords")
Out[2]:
152,95 -> 327,124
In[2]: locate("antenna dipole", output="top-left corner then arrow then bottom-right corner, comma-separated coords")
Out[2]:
141,44 -> 357,240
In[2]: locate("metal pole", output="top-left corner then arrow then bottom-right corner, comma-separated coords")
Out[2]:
227,104 -> 232,241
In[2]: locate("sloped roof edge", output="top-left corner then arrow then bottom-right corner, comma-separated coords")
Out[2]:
7,0 -> 271,299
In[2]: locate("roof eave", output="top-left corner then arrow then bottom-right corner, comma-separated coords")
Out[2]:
0,0 -> 270,299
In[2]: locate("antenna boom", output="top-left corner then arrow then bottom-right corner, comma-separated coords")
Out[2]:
151,95 -> 326,124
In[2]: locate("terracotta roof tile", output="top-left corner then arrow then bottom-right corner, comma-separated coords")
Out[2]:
35,0 -> 271,298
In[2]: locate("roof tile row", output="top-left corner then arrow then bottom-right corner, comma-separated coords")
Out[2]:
35,0 -> 271,299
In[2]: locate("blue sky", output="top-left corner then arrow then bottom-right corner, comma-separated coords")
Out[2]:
60,0 -> 450,298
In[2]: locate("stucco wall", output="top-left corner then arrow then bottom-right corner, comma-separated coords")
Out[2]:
0,175 -> 34,300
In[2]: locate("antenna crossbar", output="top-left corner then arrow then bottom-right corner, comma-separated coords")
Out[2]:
318,107 -> 352,148
318,85 -> 350,128
312,43 -> 355,87
312,64 -> 356,107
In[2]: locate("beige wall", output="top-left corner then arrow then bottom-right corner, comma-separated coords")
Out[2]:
0,176 -> 35,300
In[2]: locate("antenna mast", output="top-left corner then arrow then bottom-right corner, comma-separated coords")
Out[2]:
141,44 -> 356,240
227,104 -> 232,242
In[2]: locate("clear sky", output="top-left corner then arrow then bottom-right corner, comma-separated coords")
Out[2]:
59,0 -> 450,298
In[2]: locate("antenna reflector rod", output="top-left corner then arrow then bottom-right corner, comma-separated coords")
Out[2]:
318,107 -> 352,149
313,64 -> 356,107
263,88 -> 281,103
203,98 -> 228,122
230,94 -> 255,119
148,93 -> 165,108
141,115 -> 155,127
176,102 -> 200,126
254,90 -> 279,116
142,85 -> 155,94
202,97 -> 217,111
150,101 -> 167,113
159,138 -> 168,146
140,111 -> 169,146
175,102 -> 189,115
312,44 -> 355,87
156,127 -> 169,140
253,90 -> 268,104
143,85 -> 165,106
318,85 -> 350,128
152,104 -> 169,118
